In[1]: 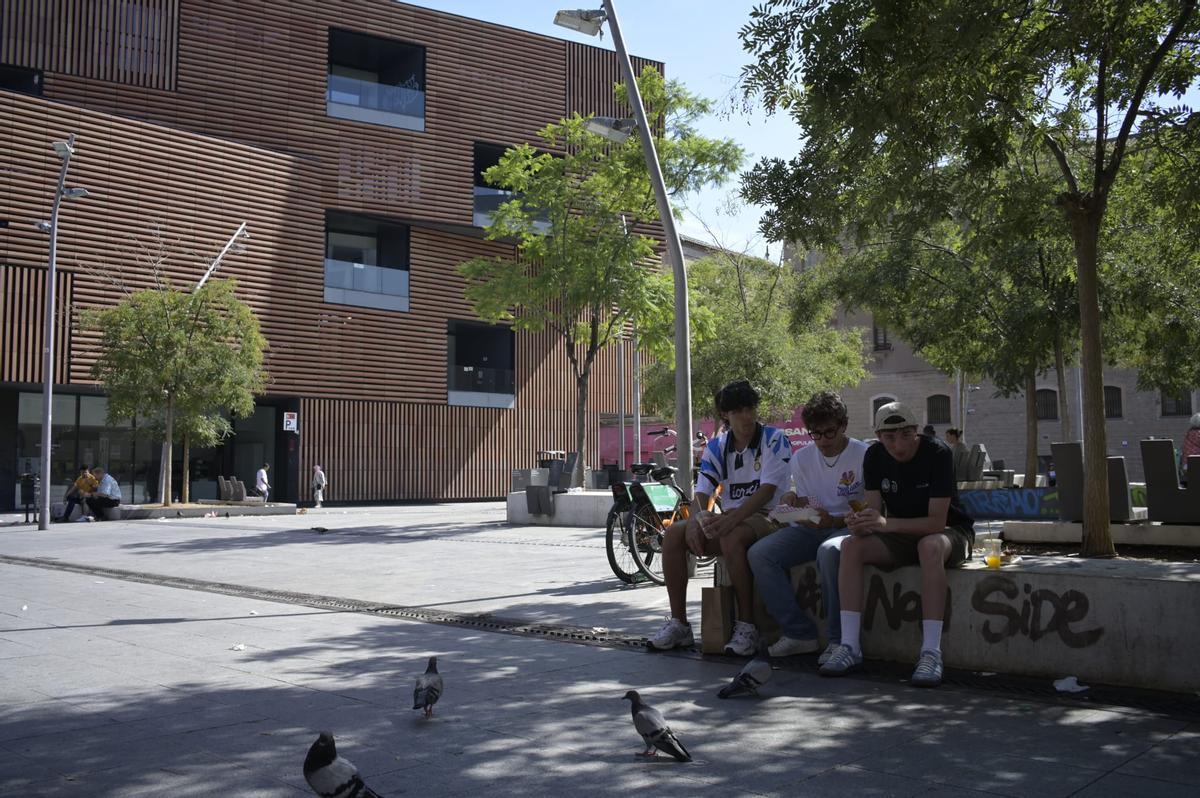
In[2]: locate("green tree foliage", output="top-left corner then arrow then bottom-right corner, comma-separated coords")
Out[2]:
739,0 -> 1200,555
86,278 -> 266,506
642,252 -> 866,423
458,68 -> 743,486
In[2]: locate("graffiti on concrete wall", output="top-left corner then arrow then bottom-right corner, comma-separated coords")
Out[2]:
863,574 -> 953,630
958,487 -> 1059,520
970,575 -> 1104,648
794,567 -> 823,619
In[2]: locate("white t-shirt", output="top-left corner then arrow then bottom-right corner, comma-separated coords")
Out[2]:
696,423 -> 791,510
256,468 -> 270,492
787,437 -> 868,518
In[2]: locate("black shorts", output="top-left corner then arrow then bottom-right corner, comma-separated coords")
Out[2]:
872,525 -> 973,567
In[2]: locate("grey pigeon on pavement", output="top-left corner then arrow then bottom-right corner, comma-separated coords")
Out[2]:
413,656 -> 443,717
622,690 -> 691,761
717,641 -> 772,698
303,731 -> 383,798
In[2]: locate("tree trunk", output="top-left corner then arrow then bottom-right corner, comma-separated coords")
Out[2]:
573,371 -> 589,489
1070,209 -> 1115,557
181,432 -> 190,505
1054,331 -> 1072,442
159,395 -> 174,507
1024,371 -> 1040,488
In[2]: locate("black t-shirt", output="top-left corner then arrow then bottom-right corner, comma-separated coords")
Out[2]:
863,435 -> 973,532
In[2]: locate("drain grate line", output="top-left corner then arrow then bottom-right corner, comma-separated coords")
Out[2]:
3,554 -> 1198,720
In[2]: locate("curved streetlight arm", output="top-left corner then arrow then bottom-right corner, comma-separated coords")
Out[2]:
600,0 -> 694,495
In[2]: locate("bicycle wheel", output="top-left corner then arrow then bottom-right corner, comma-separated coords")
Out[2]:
629,504 -> 667,585
605,508 -> 645,585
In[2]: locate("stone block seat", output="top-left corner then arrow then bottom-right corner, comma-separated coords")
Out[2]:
704,550 -> 1200,694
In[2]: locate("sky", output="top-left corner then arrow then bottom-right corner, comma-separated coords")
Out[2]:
402,0 -> 798,259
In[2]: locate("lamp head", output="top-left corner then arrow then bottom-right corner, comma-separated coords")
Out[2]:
52,140 -> 73,161
63,187 -> 89,199
554,9 -> 606,36
34,220 -> 52,233
585,116 -> 636,143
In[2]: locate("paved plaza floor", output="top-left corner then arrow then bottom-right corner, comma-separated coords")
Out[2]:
1,504 -> 1197,796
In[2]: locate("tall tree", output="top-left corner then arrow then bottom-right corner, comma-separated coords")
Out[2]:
740,0 -> 1200,555
641,251 -> 866,423
87,278 -> 266,506
459,68 -> 743,487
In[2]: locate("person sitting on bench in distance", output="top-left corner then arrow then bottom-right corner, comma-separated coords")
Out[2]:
648,379 -> 792,656
58,464 -> 98,522
85,466 -> 122,521
820,401 -> 974,687
748,391 -> 867,661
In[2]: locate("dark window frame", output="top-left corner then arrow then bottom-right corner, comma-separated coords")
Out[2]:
926,394 -> 952,425
447,320 -> 516,396
1161,390 -> 1194,417
1103,385 -> 1123,419
1035,388 -> 1059,421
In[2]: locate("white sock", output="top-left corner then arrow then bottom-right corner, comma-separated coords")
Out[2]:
840,611 -> 862,653
922,620 -> 943,653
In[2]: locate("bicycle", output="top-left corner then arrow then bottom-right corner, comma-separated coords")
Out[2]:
605,428 -> 718,585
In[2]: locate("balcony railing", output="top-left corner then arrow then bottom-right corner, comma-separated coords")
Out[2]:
449,364 -> 515,395
327,73 -> 425,131
324,258 -> 409,312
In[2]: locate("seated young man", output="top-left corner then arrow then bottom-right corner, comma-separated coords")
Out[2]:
820,401 -> 974,687
748,391 -> 867,660
59,465 -> 98,522
648,379 -> 792,655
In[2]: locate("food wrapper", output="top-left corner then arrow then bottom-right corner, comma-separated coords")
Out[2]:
768,505 -> 822,525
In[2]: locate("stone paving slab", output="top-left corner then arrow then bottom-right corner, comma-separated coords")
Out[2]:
0,504 -> 1197,796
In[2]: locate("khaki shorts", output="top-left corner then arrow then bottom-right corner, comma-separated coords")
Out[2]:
872,525 -> 973,567
738,512 -> 775,541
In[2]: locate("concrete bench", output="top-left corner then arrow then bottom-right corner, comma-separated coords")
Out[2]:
708,554 -> 1200,693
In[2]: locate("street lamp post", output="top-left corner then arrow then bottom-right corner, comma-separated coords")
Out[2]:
37,133 -> 87,530
554,1 -> 695,495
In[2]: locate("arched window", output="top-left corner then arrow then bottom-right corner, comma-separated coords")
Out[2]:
872,395 -> 896,417
1103,386 -> 1123,419
1035,389 -> 1058,420
926,394 -> 951,425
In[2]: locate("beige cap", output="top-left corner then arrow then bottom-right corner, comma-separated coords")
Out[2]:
873,401 -> 920,432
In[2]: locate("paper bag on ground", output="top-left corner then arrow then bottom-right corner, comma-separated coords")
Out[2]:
701,586 -> 734,654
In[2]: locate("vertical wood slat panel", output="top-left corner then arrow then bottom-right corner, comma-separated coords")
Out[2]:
0,264 -> 72,384
0,0 -> 178,90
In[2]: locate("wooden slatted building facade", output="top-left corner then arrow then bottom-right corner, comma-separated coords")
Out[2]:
0,0 -> 661,506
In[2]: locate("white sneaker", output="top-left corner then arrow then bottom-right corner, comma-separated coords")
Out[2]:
724,621 -> 759,656
768,635 -> 820,657
648,617 -> 694,650
818,641 -> 840,666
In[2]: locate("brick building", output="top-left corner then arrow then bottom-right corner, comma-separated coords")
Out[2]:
0,0 -> 654,507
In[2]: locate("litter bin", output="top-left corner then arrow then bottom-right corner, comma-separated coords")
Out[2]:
19,473 -> 36,507
536,450 -> 565,469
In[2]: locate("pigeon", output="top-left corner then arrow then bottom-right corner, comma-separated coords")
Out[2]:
622,690 -> 691,762
303,731 -> 383,798
717,641 -> 773,698
412,656 -> 443,717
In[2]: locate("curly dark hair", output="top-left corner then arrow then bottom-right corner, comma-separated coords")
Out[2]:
714,379 -> 761,417
800,391 -> 848,430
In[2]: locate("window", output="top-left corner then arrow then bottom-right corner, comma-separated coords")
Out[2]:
872,322 -> 892,351
447,321 -> 515,408
926,394 -> 951,425
323,211 -> 410,312
1035,388 -> 1058,420
1103,386 -> 1123,419
474,142 -> 511,228
872,395 -> 896,417
1162,390 -> 1193,417
327,28 -> 425,131
0,64 -> 43,95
